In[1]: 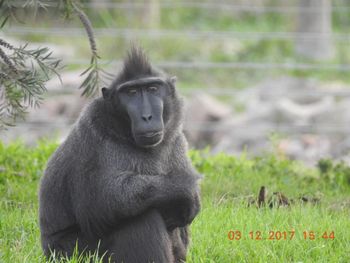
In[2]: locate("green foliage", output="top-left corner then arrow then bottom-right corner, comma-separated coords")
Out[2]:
47,243 -> 107,263
318,158 -> 350,189
0,0 -> 104,128
0,141 -> 349,262
188,199 -> 350,263
0,40 -> 61,128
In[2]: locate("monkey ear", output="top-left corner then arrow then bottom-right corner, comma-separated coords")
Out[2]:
170,76 -> 177,84
102,87 -> 110,99
167,76 -> 177,96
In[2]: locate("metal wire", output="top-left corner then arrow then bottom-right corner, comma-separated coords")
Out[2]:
58,59 -> 350,72
4,120 -> 350,134
2,1 -> 350,138
4,27 -> 350,42
21,1 -> 350,14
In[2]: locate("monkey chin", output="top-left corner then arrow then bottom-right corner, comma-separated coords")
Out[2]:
134,131 -> 164,148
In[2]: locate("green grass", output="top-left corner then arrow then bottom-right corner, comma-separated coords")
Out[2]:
189,201 -> 350,263
0,141 -> 349,262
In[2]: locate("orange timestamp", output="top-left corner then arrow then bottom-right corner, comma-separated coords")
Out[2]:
227,230 -> 335,241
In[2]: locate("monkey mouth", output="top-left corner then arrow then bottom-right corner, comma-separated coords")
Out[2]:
135,131 -> 164,147
142,131 -> 163,138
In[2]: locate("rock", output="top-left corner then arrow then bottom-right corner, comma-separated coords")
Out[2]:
275,96 -> 334,124
314,98 -> 350,128
249,76 -> 320,102
45,71 -> 85,92
184,93 -> 232,147
277,136 -> 331,164
211,120 -> 272,155
27,92 -> 89,122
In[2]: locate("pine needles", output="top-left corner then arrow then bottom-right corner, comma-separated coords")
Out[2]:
0,0 -> 108,127
0,39 -> 61,128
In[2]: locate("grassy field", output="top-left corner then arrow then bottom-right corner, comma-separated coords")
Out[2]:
0,141 -> 349,262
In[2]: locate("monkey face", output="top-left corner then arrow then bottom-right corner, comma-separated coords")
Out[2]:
114,80 -> 170,148
101,47 -> 178,148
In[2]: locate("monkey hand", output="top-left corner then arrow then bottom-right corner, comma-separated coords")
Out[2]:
160,188 -> 200,231
184,189 -> 201,225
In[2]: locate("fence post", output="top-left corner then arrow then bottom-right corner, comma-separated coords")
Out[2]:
143,0 -> 160,29
295,0 -> 334,60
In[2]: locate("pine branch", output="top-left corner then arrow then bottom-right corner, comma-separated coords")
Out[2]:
0,46 -> 18,74
0,0 -> 105,128
0,40 -> 62,128
72,2 -> 98,57
0,38 -> 14,50
72,2 -> 102,97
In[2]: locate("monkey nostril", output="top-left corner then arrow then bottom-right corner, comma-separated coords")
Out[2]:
142,115 -> 152,122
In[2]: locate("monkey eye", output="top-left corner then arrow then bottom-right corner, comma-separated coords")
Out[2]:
147,86 -> 158,92
126,88 -> 137,95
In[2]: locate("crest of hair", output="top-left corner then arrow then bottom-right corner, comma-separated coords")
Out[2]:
117,46 -> 159,83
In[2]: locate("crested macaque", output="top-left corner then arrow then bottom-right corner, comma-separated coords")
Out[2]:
39,47 -> 201,263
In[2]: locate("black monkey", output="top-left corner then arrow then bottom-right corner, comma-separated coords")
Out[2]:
39,47 -> 201,263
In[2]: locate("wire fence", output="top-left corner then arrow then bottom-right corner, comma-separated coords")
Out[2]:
2,0 -> 350,141
80,1 -> 349,14
4,27 -> 350,42
12,1 -> 350,14
4,119 -> 350,135
57,59 -> 350,72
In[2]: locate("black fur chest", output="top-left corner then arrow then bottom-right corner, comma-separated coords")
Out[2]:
100,140 -> 172,175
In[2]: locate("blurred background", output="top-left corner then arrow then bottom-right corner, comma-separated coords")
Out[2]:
2,0 -> 350,165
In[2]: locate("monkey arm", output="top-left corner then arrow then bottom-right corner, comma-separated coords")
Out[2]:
72,169 -> 196,235
100,171 -> 191,217
158,135 -> 202,230
159,173 -> 201,231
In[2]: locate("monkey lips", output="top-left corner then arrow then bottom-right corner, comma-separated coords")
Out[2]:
135,131 -> 164,147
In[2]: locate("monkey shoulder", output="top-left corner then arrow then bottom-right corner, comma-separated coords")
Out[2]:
41,122 -> 101,196
167,133 -> 190,166
165,133 -> 202,182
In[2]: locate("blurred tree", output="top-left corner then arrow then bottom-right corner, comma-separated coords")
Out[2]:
0,0 -> 104,128
143,0 -> 160,29
295,0 -> 334,60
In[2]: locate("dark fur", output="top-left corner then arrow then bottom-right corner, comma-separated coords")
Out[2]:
39,47 -> 201,263
117,47 -> 157,82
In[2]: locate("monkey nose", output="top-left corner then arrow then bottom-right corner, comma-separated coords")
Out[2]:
142,114 -> 152,122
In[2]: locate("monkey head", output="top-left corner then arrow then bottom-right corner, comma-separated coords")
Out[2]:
101,48 -> 179,148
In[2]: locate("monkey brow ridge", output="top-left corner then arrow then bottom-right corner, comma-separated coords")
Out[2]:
117,76 -> 169,90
